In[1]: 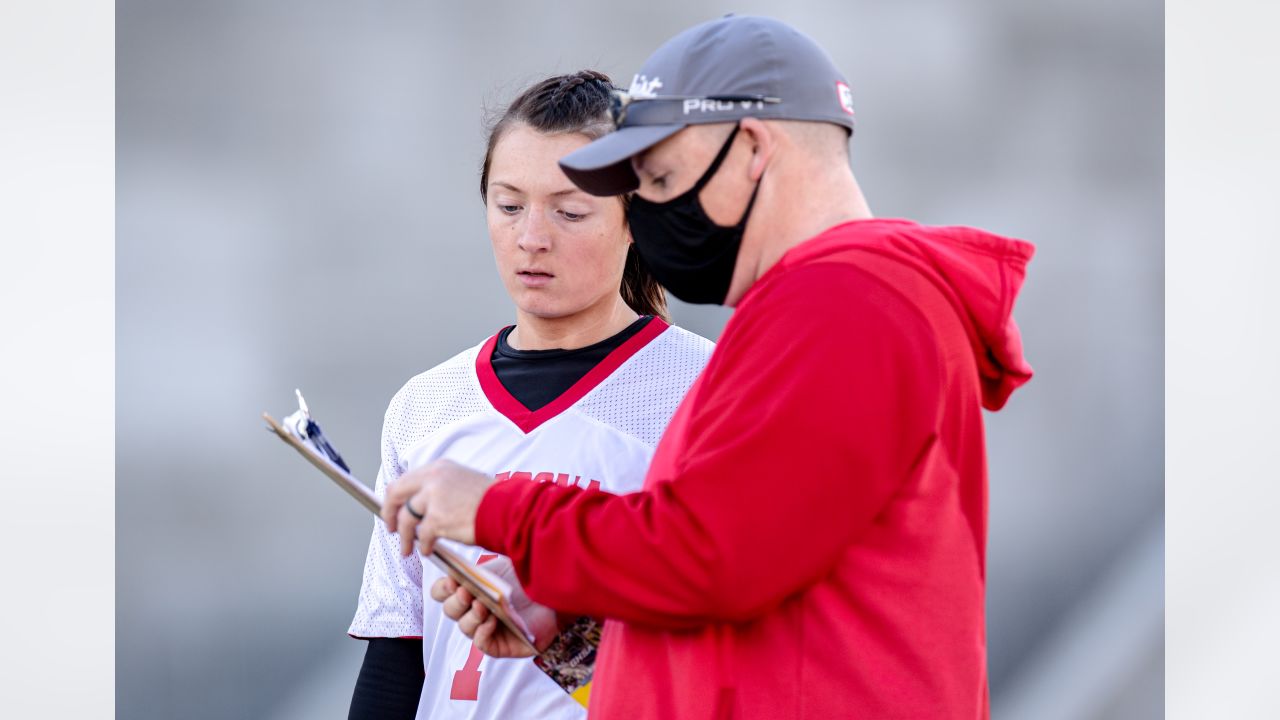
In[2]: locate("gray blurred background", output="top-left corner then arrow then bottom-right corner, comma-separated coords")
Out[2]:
116,0 -> 1163,718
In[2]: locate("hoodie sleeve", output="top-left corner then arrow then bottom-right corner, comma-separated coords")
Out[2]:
475,262 -> 944,627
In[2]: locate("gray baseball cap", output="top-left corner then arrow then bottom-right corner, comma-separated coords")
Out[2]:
560,14 -> 856,196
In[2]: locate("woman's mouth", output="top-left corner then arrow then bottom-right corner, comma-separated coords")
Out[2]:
517,270 -> 554,287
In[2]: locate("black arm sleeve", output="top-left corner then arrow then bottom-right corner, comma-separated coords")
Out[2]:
348,638 -> 425,720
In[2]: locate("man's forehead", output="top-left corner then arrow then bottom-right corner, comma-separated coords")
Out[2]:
631,130 -> 682,173
632,124 -> 729,171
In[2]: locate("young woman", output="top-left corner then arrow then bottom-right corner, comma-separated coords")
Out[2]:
346,71 -> 714,719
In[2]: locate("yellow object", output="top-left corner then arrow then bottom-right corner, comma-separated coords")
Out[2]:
570,681 -> 592,707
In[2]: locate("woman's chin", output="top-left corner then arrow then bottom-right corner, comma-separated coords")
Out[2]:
513,296 -> 578,320
510,286 -> 616,322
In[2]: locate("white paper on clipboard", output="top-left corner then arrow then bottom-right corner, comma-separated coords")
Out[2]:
262,391 -> 536,650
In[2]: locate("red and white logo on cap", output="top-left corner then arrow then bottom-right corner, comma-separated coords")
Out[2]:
836,81 -> 855,116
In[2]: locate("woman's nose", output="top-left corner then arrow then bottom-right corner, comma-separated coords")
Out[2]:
516,207 -> 552,253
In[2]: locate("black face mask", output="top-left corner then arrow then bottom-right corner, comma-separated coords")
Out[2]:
626,124 -> 762,305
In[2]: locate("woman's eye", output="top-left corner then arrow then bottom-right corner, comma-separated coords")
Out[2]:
562,211 -> 586,221
498,204 -> 520,215
652,175 -> 668,189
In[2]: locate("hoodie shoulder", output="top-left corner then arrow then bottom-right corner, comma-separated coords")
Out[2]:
773,219 -> 1035,410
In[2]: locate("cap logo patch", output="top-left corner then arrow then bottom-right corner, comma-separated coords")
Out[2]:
836,81 -> 855,116
629,74 -> 664,98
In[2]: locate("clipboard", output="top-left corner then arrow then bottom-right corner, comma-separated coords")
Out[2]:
262,394 -> 536,653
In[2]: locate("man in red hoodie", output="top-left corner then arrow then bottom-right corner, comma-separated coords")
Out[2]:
383,14 -> 1034,719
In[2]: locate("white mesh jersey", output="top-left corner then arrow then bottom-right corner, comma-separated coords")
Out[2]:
350,318 -> 713,720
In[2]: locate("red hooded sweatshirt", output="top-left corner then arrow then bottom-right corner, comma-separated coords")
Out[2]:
476,218 -> 1034,719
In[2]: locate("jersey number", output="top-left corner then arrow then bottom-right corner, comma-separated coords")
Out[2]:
449,553 -> 499,701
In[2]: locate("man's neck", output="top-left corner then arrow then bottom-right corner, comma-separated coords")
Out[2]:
509,296 -> 639,351
726,162 -> 872,306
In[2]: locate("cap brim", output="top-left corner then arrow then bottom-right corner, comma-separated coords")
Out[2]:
559,124 -> 685,196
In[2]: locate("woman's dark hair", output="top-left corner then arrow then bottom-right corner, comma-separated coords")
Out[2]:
480,70 -> 669,322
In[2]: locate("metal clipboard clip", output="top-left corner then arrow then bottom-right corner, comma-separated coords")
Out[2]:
278,388 -> 351,474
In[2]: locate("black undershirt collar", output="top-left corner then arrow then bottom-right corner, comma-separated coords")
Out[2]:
491,315 -> 654,411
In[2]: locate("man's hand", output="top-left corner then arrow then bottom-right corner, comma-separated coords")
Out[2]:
429,555 -> 559,658
380,459 -> 496,557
